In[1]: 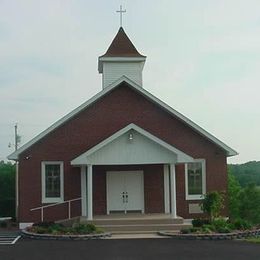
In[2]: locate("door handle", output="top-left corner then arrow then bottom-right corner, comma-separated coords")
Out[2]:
122,192 -> 125,203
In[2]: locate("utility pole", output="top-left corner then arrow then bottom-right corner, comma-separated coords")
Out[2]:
14,123 -> 19,222
15,123 -> 18,151
8,123 -> 20,221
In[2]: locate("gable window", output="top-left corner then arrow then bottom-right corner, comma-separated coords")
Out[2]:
41,161 -> 64,203
185,159 -> 206,200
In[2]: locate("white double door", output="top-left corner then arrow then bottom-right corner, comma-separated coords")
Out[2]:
107,171 -> 144,214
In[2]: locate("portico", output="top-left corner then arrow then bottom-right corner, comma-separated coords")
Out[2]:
71,124 -> 193,220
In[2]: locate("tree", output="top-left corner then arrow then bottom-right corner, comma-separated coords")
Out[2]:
0,161 -> 15,217
239,183 -> 260,224
227,168 -> 241,220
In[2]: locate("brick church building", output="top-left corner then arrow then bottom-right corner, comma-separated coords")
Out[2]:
8,27 -> 237,229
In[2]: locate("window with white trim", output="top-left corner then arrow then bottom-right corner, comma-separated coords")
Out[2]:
41,161 -> 64,203
185,159 -> 206,200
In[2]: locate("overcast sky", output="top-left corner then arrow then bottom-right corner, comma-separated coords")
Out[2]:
1,0 -> 260,164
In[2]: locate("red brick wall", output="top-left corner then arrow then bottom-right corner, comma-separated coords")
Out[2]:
143,165 -> 164,213
176,157 -> 228,219
18,82 -> 228,222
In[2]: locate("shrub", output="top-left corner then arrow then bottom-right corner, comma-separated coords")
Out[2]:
211,218 -> 227,230
209,218 -> 235,233
217,226 -> 231,233
201,191 -> 225,221
72,223 -> 97,234
29,222 -> 99,235
232,219 -> 252,230
32,221 -> 56,228
190,227 -> 201,233
192,218 -> 210,228
180,228 -> 191,234
47,223 -> 64,234
32,226 -> 47,234
201,224 -> 215,233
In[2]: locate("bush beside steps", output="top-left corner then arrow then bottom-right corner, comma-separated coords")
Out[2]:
180,217 -> 254,235
23,221 -> 110,239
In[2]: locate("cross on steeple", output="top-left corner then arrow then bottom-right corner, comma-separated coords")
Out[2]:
116,5 -> 126,27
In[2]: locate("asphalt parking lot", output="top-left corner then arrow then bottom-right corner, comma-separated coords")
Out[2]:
0,237 -> 260,260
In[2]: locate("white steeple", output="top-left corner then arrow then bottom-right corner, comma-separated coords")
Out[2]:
98,27 -> 146,89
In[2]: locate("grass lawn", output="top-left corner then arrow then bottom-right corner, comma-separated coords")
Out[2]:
245,237 -> 260,243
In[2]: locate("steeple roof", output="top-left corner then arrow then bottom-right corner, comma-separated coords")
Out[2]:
100,27 -> 145,58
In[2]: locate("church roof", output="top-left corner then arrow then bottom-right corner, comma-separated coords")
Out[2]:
8,76 -> 238,160
100,27 -> 145,58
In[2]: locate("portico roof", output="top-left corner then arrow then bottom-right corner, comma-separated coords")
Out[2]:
71,124 -> 194,165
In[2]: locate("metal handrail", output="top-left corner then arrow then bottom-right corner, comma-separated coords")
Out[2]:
30,197 -> 82,222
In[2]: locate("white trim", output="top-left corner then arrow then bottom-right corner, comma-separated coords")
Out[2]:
170,164 -> 177,218
106,173 -> 109,215
80,166 -> 87,216
71,123 -> 194,165
87,164 -> 93,220
185,159 -> 206,200
98,57 -> 146,73
99,57 -> 146,62
164,165 -> 170,214
8,76 -> 237,160
41,161 -> 64,204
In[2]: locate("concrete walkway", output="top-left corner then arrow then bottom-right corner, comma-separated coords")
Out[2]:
107,233 -> 168,239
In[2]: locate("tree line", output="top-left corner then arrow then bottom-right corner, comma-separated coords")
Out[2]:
0,161 -> 15,218
228,161 -> 260,224
229,161 -> 260,187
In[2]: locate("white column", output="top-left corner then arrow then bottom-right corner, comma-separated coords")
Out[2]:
164,164 -> 170,214
170,163 -> 177,218
80,166 -> 87,216
15,162 -> 19,220
87,164 -> 93,220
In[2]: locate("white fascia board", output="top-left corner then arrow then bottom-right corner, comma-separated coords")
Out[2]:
98,57 -> 146,73
8,75 -> 237,160
100,57 -> 146,62
71,123 -> 194,165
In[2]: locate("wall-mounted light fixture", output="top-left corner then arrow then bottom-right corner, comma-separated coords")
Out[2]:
128,132 -> 133,141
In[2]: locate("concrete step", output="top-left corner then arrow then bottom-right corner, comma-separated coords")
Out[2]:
82,218 -> 184,226
96,223 -> 191,233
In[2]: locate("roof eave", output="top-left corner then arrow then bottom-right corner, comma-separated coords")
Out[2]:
9,76 -> 238,160
98,56 -> 146,74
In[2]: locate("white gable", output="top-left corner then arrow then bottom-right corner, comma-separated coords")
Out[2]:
71,124 -> 193,165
